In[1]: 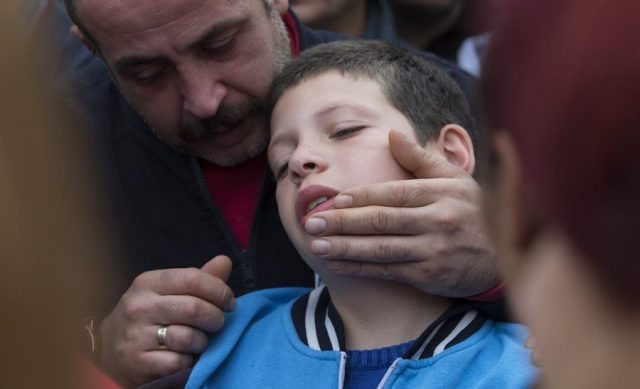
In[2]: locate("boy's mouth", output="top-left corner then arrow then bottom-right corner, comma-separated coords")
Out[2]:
295,185 -> 340,226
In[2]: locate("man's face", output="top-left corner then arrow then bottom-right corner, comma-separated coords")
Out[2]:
268,71 -> 416,270
78,0 -> 291,166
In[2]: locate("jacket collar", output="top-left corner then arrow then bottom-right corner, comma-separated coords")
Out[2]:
291,285 -> 488,359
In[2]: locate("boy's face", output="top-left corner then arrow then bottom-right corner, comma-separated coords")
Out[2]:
268,71 -> 417,269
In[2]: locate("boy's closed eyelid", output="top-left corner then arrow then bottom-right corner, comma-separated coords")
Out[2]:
329,124 -> 368,139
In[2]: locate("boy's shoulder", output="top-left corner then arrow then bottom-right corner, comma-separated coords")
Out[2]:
387,320 -> 537,388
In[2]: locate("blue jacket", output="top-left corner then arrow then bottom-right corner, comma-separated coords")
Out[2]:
187,287 -> 537,388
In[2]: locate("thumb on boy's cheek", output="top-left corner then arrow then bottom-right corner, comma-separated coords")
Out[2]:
388,129 -> 431,176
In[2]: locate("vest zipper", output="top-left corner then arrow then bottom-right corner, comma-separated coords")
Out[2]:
191,158 -> 259,292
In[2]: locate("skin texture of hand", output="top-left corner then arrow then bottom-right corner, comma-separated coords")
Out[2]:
304,130 -> 500,297
99,255 -> 236,387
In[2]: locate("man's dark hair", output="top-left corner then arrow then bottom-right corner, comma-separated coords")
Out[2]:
267,40 -> 475,146
62,0 -> 100,50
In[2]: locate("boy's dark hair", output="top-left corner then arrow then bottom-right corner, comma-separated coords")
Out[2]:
266,40 -> 475,146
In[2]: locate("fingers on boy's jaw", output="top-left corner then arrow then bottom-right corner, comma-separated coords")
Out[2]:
325,260 -> 409,283
305,208 -> 428,237
339,180 -> 441,208
310,236 -> 419,262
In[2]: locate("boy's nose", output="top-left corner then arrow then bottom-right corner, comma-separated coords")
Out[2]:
288,152 -> 325,185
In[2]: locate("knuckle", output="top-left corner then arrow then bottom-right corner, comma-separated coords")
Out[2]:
431,238 -> 452,258
380,263 -> 395,279
209,312 -> 226,332
357,188 -> 371,207
373,241 -> 395,259
121,297 -> 146,322
333,212 -> 347,233
216,285 -> 233,308
389,184 -> 403,203
372,209 -> 391,233
181,269 -> 202,292
332,239 -> 351,259
432,209 -> 459,233
390,181 -> 424,206
132,271 -> 153,288
421,261 -> 449,283
396,242 -> 412,260
180,299 -> 201,322
179,328 -> 198,350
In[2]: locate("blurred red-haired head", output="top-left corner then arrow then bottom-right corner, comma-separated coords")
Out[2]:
483,0 -> 640,302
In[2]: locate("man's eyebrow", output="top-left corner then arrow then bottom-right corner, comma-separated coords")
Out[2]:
114,16 -> 247,73
115,55 -> 167,73
185,16 -> 247,51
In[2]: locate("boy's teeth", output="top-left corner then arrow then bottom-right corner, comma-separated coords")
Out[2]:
307,196 -> 329,213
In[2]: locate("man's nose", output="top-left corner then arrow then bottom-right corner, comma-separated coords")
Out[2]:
181,64 -> 227,119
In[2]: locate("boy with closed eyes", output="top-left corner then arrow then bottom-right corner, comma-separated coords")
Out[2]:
186,40 -> 536,388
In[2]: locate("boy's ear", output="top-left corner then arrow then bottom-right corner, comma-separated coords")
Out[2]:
70,25 -> 101,58
436,124 -> 475,174
272,0 -> 290,14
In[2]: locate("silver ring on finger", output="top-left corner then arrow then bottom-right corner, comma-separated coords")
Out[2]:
157,325 -> 169,349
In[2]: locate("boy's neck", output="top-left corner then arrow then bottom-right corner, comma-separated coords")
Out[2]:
325,276 -> 453,350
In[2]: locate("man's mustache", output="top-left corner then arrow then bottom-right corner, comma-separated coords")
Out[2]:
179,100 -> 262,143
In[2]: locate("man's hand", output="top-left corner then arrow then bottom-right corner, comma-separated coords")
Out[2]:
100,255 -> 236,387
304,130 -> 500,297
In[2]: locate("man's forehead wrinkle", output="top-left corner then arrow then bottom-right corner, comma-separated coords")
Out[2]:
82,0 -> 214,41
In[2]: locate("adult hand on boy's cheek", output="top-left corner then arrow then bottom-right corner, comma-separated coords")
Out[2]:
304,129 -> 500,298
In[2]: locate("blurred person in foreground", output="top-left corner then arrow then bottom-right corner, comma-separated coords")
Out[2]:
483,0 -> 640,388
1,1 -> 117,387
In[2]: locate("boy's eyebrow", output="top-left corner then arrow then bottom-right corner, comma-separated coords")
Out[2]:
114,17 -> 246,72
315,103 -> 379,121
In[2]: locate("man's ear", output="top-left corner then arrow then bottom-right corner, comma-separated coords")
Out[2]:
70,25 -> 100,58
272,0 -> 290,14
436,124 -> 475,174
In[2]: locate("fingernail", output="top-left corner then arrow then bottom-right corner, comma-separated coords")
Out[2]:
311,239 -> 331,255
305,217 -> 327,234
229,298 -> 237,311
334,194 -> 353,208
